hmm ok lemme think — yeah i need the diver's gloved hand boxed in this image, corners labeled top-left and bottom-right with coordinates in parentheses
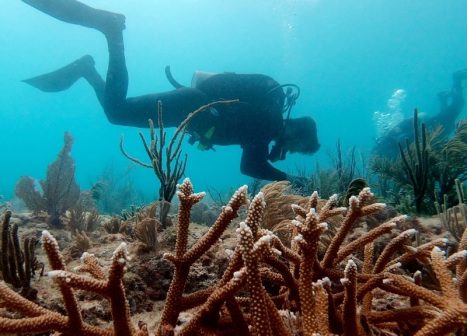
top-left (286, 175), bottom-right (310, 190)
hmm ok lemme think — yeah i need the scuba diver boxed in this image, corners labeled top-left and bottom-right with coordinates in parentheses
top-left (373, 69), bottom-right (467, 157)
top-left (21, 0), bottom-right (320, 183)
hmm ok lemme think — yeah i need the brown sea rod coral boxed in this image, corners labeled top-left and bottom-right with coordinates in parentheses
top-left (1, 178), bottom-right (466, 335)
top-left (0, 210), bottom-right (38, 299)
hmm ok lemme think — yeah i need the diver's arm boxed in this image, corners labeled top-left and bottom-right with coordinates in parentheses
top-left (240, 143), bottom-right (287, 181)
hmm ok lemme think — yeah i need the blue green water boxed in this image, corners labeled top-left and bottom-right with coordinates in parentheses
top-left (1, 0), bottom-right (466, 203)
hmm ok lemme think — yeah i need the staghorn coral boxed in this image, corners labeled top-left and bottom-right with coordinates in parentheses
top-left (1, 179), bottom-right (467, 335)
top-left (162, 182), bottom-right (403, 335)
top-left (358, 244), bottom-right (467, 335)
top-left (0, 230), bottom-right (148, 336)
top-left (166, 182), bottom-right (465, 335)
top-left (15, 132), bottom-right (80, 227)
top-left (260, 181), bottom-right (349, 257)
top-left (157, 178), bottom-right (248, 335)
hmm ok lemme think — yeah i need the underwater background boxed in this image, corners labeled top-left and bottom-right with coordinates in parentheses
top-left (1, 0), bottom-right (467, 203)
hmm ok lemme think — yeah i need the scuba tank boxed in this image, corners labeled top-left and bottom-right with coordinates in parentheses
top-left (191, 71), bottom-right (218, 88)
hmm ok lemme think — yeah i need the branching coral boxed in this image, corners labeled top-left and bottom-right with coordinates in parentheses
top-left (2, 179), bottom-right (467, 335)
top-left (358, 243), bottom-right (467, 335)
top-left (160, 182), bottom-right (417, 335)
top-left (0, 230), bottom-right (148, 336)
top-left (157, 178), bottom-right (248, 335)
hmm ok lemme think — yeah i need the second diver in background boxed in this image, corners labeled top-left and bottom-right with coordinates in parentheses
top-left (373, 69), bottom-right (467, 157)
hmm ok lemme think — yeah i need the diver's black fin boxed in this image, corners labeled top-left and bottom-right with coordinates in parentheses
top-left (22, 55), bottom-right (94, 92)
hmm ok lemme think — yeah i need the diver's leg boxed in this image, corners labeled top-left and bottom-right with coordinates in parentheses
top-left (82, 59), bottom-right (106, 107)
top-left (103, 29), bottom-right (128, 113)
top-left (23, 53), bottom-right (107, 106)
top-left (108, 88), bottom-right (210, 128)
top-left (22, 0), bottom-right (125, 35)
top-left (22, 0), bottom-right (128, 114)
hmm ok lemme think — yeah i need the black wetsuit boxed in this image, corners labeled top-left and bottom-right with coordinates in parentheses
top-left (114, 73), bottom-right (287, 181)
top-left (22, 0), bottom-right (289, 181)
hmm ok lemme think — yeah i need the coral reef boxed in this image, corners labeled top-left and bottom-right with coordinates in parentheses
top-left (1, 179), bottom-right (466, 335)
top-left (0, 230), bottom-right (148, 335)
top-left (15, 132), bottom-right (80, 227)
top-left (371, 116), bottom-right (467, 214)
